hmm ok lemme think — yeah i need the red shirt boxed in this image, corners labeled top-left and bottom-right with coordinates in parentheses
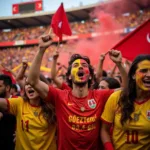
top-left (46, 86), bottom-right (113, 150)
top-left (61, 82), bottom-right (71, 90)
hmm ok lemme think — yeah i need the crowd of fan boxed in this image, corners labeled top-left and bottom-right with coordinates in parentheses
top-left (0, 9), bottom-right (149, 42)
top-left (0, 8), bottom-right (149, 72)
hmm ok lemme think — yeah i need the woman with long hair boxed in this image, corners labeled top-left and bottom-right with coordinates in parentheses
top-left (0, 75), bottom-right (56, 150)
top-left (100, 54), bottom-right (150, 150)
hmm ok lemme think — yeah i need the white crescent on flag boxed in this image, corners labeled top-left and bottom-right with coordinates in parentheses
top-left (38, 3), bottom-right (41, 8)
top-left (13, 6), bottom-right (16, 12)
top-left (147, 33), bottom-right (150, 43)
top-left (58, 21), bottom-right (62, 29)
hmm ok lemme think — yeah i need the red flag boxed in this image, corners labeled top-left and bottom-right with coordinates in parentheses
top-left (51, 3), bottom-right (72, 41)
top-left (12, 4), bottom-right (19, 14)
top-left (112, 19), bottom-right (150, 61)
top-left (35, 0), bottom-right (43, 11)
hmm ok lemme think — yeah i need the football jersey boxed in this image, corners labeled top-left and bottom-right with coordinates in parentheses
top-left (101, 90), bottom-right (150, 150)
top-left (46, 86), bottom-right (113, 150)
top-left (7, 97), bottom-right (56, 150)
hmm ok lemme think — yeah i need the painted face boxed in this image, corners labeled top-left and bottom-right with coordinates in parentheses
top-left (71, 59), bottom-right (90, 84)
top-left (135, 60), bottom-right (150, 91)
top-left (99, 80), bottom-right (109, 89)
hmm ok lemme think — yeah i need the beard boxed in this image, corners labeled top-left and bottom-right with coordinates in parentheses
top-left (73, 80), bottom-right (87, 87)
top-left (0, 90), bottom-right (7, 98)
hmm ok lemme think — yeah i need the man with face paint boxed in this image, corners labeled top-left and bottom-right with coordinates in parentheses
top-left (0, 74), bottom-right (16, 150)
top-left (27, 34), bottom-right (125, 150)
top-left (101, 55), bottom-right (150, 150)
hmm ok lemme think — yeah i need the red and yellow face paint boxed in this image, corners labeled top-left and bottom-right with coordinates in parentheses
top-left (71, 59), bottom-right (90, 83)
top-left (135, 60), bottom-right (150, 91)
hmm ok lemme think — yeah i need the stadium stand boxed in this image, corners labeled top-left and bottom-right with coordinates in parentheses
top-left (0, 2), bottom-right (149, 73)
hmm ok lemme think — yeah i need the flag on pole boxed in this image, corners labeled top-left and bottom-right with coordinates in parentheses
top-left (51, 3), bottom-right (72, 41)
top-left (112, 19), bottom-right (150, 61)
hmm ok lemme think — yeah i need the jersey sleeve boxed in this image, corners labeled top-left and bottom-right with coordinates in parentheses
top-left (7, 97), bottom-right (22, 116)
top-left (101, 90), bottom-right (121, 124)
top-left (101, 89), bottom-right (114, 103)
top-left (61, 82), bottom-right (71, 90)
top-left (46, 86), bottom-right (64, 105)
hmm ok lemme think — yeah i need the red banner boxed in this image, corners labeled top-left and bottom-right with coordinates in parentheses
top-left (12, 4), bottom-right (19, 14)
top-left (35, 1), bottom-right (43, 11)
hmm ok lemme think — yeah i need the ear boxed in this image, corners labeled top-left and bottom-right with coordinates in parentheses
top-left (69, 75), bottom-right (72, 80)
top-left (132, 74), bottom-right (135, 80)
top-left (6, 85), bottom-right (11, 92)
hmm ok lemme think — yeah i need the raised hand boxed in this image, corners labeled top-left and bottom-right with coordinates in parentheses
top-left (39, 34), bottom-right (52, 51)
top-left (22, 57), bottom-right (28, 69)
top-left (99, 53), bottom-right (106, 62)
top-left (53, 50), bottom-right (59, 60)
top-left (109, 49), bottom-right (122, 64)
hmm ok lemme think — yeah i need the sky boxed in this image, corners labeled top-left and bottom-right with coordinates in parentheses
top-left (0, 0), bottom-right (102, 17)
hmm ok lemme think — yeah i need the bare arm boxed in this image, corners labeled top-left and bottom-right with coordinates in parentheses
top-left (100, 122), bottom-right (112, 144)
top-left (95, 53), bottom-right (105, 83)
top-left (27, 34), bottom-right (52, 99)
top-left (51, 50), bottom-right (63, 89)
top-left (0, 98), bottom-right (8, 112)
top-left (109, 50), bottom-right (128, 88)
top-left (124, 59), bottom-right (132, 73)
top-left (109, 65), bottom-right (116, 77)
top-left (100, 122), bottom-right (114, 150)
top-left (15, 58), bottom-right (28, 89)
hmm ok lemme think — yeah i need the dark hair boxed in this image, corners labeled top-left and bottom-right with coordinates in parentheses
top-left (115, 75), bottom-right (122, 83)
top-left (24, 74), bottom-right (55, 124)
top-left (46, 77), bottom-right (52, 84)
top-left (100, 77), bottom-right (120, 89)
top-left (11, 84), bottom-right (18, 92)
top-left (66, 54), bottom-right (94, 88)
top-left (102, 70), bottom-right (107, 77)
top-left (0, 74), bottom-right (12, 90)
top-left (119, 54), bottom-right (150, 125)
top-left (91, 74), bottom-right (99, 89)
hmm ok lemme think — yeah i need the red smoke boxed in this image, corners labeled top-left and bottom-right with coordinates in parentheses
top-left (74, 10), bottom-right (124, 70)
top-left (59, 0), bottom-right (149, 70)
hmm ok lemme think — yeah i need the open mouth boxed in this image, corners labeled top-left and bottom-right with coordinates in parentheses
top-left (78, 71), bottom-right (84, 77)
top-left (28, 89), bottom-right (35, 94)
top-left (143, 80), bottom-right (150, 87)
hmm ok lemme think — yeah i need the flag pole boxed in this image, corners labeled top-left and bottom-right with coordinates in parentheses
top-left (48, 27), bottom-right (52, 35)
top-left (104, 50), bottom-right (110, 55)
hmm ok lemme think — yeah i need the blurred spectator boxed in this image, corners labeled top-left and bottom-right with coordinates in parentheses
top-left (0, 8), bottom-right (149, 42)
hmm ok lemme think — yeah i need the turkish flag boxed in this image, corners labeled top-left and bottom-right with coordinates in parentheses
top-left (35, 1), bottom-right (42, 11)
top-left (12, 4), bottom-right (19, 14)
top-left (51, 3), bottom-right (72, 41)
top-left (112, 19), bottom-right (150, 61)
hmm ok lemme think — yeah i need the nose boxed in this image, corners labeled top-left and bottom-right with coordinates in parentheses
top-left (79, 66), bottom-right (83, 70)
top-left (146, 70), bottom-right (150, 76)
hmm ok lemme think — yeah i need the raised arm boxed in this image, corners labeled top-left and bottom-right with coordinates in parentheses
top-left (27, 34), bottom-right (52, 99)
top-left (15, 57), bottom-right (28, 89)
top-left (109, 50), bottom-right (128, 88)
top-left (95, 53), bottom-right (105, 83)
top-left (51, 50), bottom-right (63, 89)
top-left (109, 65), bottom-right (117, 77)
